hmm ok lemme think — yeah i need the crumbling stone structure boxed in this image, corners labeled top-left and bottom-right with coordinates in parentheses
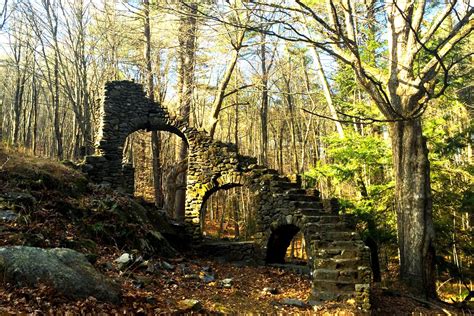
top-left (82, 81), bottom-right (371, 308)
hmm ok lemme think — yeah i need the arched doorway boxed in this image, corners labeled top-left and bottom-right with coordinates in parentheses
top-left (266, 224), bottom-right (302, 264)
top-left (123, 129), bottom-right (188, 218)
top-left (265, 213), bottom-right (310, 267)
top-left (199, 184), bottom-right (258, 240)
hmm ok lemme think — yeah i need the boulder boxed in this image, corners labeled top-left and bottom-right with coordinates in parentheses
top-left (0, 246), bottom-right (121, 303)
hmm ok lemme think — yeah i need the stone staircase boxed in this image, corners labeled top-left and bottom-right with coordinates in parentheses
top-left (264, 179), bottom-right (371, 309)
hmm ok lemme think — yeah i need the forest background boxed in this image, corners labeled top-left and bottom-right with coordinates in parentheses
top-left (0, 0), bottom-right (472, 302)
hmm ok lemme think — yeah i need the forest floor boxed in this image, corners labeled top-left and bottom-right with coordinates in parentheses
top-left (0, 248), bottom-right (469, 315)
top-left (0, 146), bottom-right (472, 315)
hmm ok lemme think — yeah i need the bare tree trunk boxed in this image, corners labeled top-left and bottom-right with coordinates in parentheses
top-left (311, 47), bottom-right (344, 139)
top-left (259, 32), bottom-right (269, 166)
top-left (53, 49), bottom-right (63, 160)
top-left (284, 73), bottom-right (300, 173)
top-left (151, 131), bottom-right (163, 206)
top-left (390, 118), bottom-right (436, 297)
top-left (45, 1), bottom-right (63, 160)
top-left (31, 64), bottom-right (38, 155)
top-left (233, 192), bottom-right (240, 238)
top-left (175, 3), bottom-right (197, 221)
top-left (234, 68), bottom-right (239, 153)
top-left (12, 70), bottom-right (25, 145)
top-left (208, 44), bottom-right (242, 138)
top-left (11, 30), bottom-right (28, 146)
top-left (143, 0), bottom-right (164, 207)
top-left (278, 125), bottom-right (284, 172)
top-left (218, 195), bottom-right (225, 239)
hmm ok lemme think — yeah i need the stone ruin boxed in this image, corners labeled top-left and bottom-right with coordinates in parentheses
top-left (82, 81), bottom-right (372, 309)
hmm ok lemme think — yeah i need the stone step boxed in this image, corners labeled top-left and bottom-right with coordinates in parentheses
top-left (305, 188), bottom-right (321, 196)
top-left (302, 215), bottom-right (350, 224)
top-left (313, 268), bottom-right (359, 282)
top-left (312, 279), bottom-right (356, 292)
top-left (313, 257), bottom-right (362, 270)
top-left (284, 188), bottom-right (307, 195)
top-left (263, 169), bottom-right (279, 175)
top-left (286, 194), bottom-right (318, 202)
top-left (290, 201), bottom-right (322, 209)
top-left (314, 248), bottom-right (362, 260)
top-left (319, 215), bottom-right (355, 224)
top-left (273, 192), bottom-right (319, 202)
top-left (311, 290), bottom-right (357, 302)
top-left (311, 240), bottom-right (367, 251)
top-left (322, 231), bottom-right (359, 241)
top-left (308, 215), bottom-right (356, 227)
top-left (270, 181), bottom-right (300, 189)
top-left (304, 232), bottom-right (361, 244)
top-left (304, 231), bottom-right (360, 243)
top-left (304, 222), bottom-right (351, 231)
top-left (307, 222), bottom-right (356, 232)
top-left (312, 268), bottom-right (338, 280)
top-left (296, 208), bottom-right (324, 216)
top-left (246, 164), bottom-right (266, 170)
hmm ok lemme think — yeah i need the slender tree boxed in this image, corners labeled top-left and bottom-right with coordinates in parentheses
top-left (207, 6), bottom-right (247, 138)
top-left (175, 2), bottom-right (198, 221)
top-left (142, 0), bottom-right (164, 207)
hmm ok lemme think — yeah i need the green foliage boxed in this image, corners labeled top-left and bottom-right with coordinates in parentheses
top-left (305, 130), bottom-right (390, 186)
top-left (332, 63), bottom-right (385, 122)
top-left (423, 101), bottom-right (473, 280)
top-left (338, 195), bottom-right (396, 245)
top-left (424, 101), bottom-right (473, 159)
top-left (304, 130), bottom-right (396, 245)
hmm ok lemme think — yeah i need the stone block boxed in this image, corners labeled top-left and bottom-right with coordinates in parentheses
top-left (313, 269), bottom-right (339, 280)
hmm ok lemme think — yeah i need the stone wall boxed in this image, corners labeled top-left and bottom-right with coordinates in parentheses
top-left (82, 80), bottom-right (372, 309)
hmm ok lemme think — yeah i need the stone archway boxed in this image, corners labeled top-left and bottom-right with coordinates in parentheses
top-left (266, 224), bottom-right (301, 263)
top-left (83, 81), bottom-right (188, 193)
top-left (82, 80), bottom-right (372, 308)
top-left (265, 212), bottom-right (310, 264)
top-left (197, 176), bottom-right (244, 236)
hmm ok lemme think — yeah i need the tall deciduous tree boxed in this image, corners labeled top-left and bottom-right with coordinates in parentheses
top-left (175, 2), bottom-right (198, 221)
top-left (143, 0), bottom-right (164, 207)
top-left (310, 47), bottom-right (344, 138)
top-left (253, 0), bottom-right (473, 297)
top-left (207, 5), bottom-right (248, 138)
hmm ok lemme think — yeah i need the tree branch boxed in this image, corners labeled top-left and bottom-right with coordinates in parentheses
top-left (302, 107), bottom-right (407, 125)
top-left (418, 10), bottom-right (473, 82)
top-left (223, 84), bottom-right (254, 98)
